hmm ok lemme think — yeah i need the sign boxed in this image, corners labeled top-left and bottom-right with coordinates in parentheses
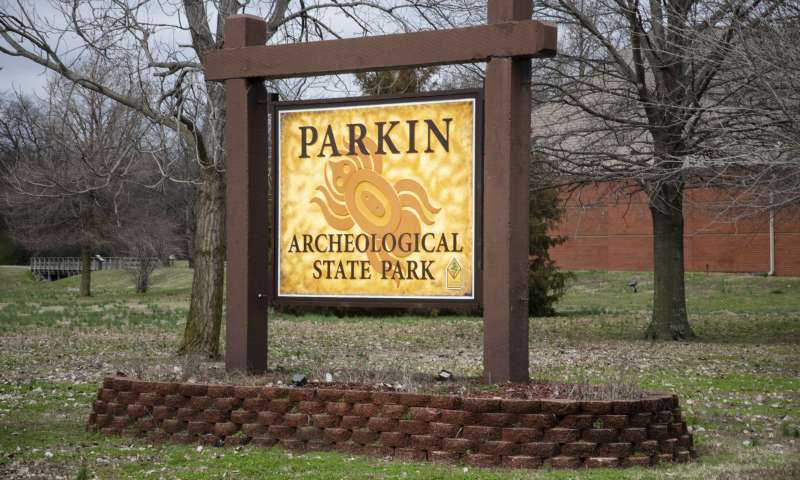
top-left (215, 9), bottom-right (555, 377)
top-left (272, 92), bottom-right (482, 304)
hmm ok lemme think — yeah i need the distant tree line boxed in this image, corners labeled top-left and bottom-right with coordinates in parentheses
top-left (0, 67), bottom-right (189, 296)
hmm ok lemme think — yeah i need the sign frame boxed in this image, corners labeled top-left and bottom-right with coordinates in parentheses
top-left (213, 6), bottom-right (555, 379)
top-left (270, 89), bottom-right (484, 309)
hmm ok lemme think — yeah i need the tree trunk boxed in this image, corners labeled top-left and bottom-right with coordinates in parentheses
top-left (185, 204), bottom-right (195, 268)
top-left (178, 167), bottom-right (226, 358)
top-left (645, 183), bottom-right (695, 340)
top-left (135, 260), bottom-right (149, 294)
top-left (80, 243), bottom-right (91, 297)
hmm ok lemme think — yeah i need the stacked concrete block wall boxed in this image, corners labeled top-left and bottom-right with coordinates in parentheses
top-left (88, 377), bottom-right (695, 469)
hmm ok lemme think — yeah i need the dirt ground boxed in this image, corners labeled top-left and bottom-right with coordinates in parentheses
top-left (1, 267), bottom-right (798, 479)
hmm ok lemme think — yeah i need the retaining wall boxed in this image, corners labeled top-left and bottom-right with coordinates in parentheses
top-left (87, 377), bottom-right (694, 469)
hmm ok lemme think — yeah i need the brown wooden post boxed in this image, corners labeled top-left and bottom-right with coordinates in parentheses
top-left (224, 15), bottom-right (269, 373)
top-left (483, 0), bottom-right (532, 383)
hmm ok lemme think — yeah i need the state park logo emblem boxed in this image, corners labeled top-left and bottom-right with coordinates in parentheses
top-left (273, 93), bottom-right (480, 303)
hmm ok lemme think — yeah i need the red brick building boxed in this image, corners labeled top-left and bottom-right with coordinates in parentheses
top-left (550, 183), bottom-right (800, 276)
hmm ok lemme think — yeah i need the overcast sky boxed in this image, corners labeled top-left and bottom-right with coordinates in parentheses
top-left (0, 1), bottom-right (417, 99)
top-left (0, 0), bottom-right (204, 97)
top-left (0, 1), bottom-right (63, 95)
top-left (1, 53), bottom-right (50, 94)
top-left (0, 1), bottom-right (485, 100)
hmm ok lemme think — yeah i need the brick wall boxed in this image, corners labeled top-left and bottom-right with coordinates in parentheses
top-left (88, 377), bottom-right (694, 470)
top-left (550, 183), bottom-right (800, 276)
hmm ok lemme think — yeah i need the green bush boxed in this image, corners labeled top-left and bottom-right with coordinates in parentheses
top-left (528, 187), bottom-right (572, 316)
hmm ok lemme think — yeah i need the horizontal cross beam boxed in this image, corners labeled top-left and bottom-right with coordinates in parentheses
top-left (205, 20), bottom-right (556, 81)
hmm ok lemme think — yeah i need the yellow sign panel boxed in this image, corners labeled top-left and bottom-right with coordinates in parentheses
top-left (275, 94), bottom-right (478, 302)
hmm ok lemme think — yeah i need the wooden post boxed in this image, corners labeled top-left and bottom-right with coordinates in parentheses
top-left (224, 15), bottom-right (269, 373)
top-left (483, 0), bottom-right (532, 383)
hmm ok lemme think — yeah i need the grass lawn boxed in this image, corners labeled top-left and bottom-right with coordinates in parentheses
top-left (0, 266), bottom-right (798, 479)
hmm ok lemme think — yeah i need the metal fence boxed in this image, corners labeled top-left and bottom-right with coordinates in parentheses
top-left (30, 256), bottom-right (160, 281)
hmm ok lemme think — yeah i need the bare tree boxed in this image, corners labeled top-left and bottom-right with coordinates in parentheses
top-left (709, 6), bottom-right (800, 213)
top-left (0, 0), bottom-right (465, 358)
top-left (117, 213), bottom-right (180, 293)
top-left (529, 0), bottom-right (798, 339)
top-left (1, 70), bottom-right (150, 296)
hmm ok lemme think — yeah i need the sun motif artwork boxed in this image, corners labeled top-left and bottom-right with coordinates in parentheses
top-left (311, 137), bottom-right (442, 279)
top-left (274, 95), bottom-right (478, 301)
